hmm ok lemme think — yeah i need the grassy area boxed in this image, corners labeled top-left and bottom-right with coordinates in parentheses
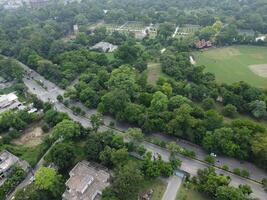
top-left (147, 63), bottom-right (162, 85)
top-left (0, 143), bottom-right (49, 167)
top-left (141, 178), bottom-right (167, 200)
top-left (194, 45), bottom-right (267, 89)
top-left (176, 184), bottom-right (210, 200)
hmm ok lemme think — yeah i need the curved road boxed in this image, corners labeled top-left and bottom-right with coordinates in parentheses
top-left (17, 60), bottom-right (267, 200)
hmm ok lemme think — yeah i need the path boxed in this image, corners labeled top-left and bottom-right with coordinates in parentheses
top-left (162, 176), bottom-right (182, 200)
top-left (172, 26), bottom-right (179, 38)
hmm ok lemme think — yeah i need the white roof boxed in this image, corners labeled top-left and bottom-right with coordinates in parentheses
top-left (0, 93), bottom-right (18, 103)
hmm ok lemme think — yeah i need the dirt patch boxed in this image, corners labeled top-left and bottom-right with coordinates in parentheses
top-left (249, 64), bottom-right (267, 78)
top-left (13, 126), bottom-right (44, 147)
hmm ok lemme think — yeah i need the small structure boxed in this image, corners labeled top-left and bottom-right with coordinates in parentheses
top-left (62, 161), bottom-right (110, 200)
top-left (90, 42), bottom-right (118, 53)
top-left (73, 24), bottom-right (79, 35)
top-left (0, 93), bottom-right (19, 109)
top-left (256, 35), bottom-right (266, 42)
top-left (0, 150), bottom-right (29, 186)
top-left (195, 39), bottom-right (212, 49)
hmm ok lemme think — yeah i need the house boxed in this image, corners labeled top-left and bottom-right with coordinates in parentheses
top-left (0, 93), bottom-right (19, 109)
top-left (90, 42), bottom-right (118, 53)
top-left (62, 161), bottom-right (110, 200)
top-left (0, 150), bottom-right (29, 186)
top-left (195, 39), bottom-right (213, 49)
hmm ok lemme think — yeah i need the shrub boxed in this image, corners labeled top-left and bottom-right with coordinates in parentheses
top-left (222, 164), bottom-right (229, 171)
top-left (204, 155), bottom-right (215, 164)
top-left (233, 168), bottom-right (241, 176)
top-left (241, 170), bottom-right (250, 178)
top-left (202, 98), bottom-right (215, 110)
top-left (222, 104), bottom-right (237, 118)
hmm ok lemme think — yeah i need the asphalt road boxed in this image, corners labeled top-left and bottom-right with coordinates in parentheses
top-left (16, 60), bottom-right (267, 200)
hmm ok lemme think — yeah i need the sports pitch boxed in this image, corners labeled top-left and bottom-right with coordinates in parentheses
top-left (194, 45), bottom-right (267, 89)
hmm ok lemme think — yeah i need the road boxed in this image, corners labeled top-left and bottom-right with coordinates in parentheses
top-left (16, 60), bottom-right (267, 200)
top-left (162, 175), bottom-right (182, 200)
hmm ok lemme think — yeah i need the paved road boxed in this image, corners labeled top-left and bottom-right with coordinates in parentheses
top-left (162, 175), bottom-right (182, 200)
top-left (16, 60), bottom-right (267, 200)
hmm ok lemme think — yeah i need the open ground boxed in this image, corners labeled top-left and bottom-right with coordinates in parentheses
top-left (194, 45), bottom-right (267, 89)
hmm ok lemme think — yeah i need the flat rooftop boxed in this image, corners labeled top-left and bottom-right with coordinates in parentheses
top-left (63, 161), bottom-right (110, 200)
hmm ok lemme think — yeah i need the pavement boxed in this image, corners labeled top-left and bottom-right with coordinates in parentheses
top-left (162, 175), bottom-right (182, 200)
top-left (13, 59), bottom-right (267, 200)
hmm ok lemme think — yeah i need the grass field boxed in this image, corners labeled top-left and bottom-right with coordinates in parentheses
top-left (194, 45), bottom-right (267, 89)
top-left (141, 178), bottom-right (167, 200)
top-left (147, 63), bottom-right (162, 85)
top-left (176, 184), bottom-right (210, 200)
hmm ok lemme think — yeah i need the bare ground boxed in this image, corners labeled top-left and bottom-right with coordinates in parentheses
top-left (13, 126), bottom-right (44, 147)
top-left (249, 64), bottom-right (267, 78)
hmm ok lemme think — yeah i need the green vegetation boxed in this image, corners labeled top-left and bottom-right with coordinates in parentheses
top-left (176, 184), bottom-right (210, 200)
top-left (147, 63), bottom-right (162, 85)
top-left (194, 46), bottom-right (267, 89)
top-left (141, 179), bottom-right (167, 200)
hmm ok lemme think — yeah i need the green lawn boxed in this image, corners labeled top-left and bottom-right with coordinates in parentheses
top-left (194, 45), bottom-right (267, 89)
top-left (141, 179), bottom-right (167, 200)
top-left (147, 63), bottom-right (162, 85)
top-left (176, 184), bottom-right (211, 200)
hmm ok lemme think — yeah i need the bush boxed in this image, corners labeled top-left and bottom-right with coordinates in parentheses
top-left (241, 170), bottom-right (250, 178)
top-left (137, 145), bottom-right (146, 156)
top-left (41, 123), bottom-right (49, 133)
top-left (233, 168), bottom-right (241, 176)
top-left (222, 104), bottom-right (237, 118)
top-left (262, 178), bottom-right (267, 192)
top-left (222, 164), bottom-right (229, 171)
top-left (202, 98), bottom-right (215, 110)
top-left (204, 155), bottom-right (215, 164)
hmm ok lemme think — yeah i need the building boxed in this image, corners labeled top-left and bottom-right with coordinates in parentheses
top-left (1, 0), bottom-right (25, 9)
top-left (29, 0), bottom-right (50, 8)
top-left (90, 42), bottom-right (118, 53)
top-left (62, 161), bottom-right (110, 200)
top-left (195, 39), bottom-right (212, 49)
top-left (0, 93), bottom-right (19, 109)
top-left (0, 150), bottom-right (29, 186)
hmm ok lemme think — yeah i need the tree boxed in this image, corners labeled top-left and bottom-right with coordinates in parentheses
top-left (35, 167), bottom-right (64, 198)
top-left (222, 104), bottom-right (237, 118)
top-left (111, 148), bottom-right (128, 167)
top-left (90, 113), bottom-right (103, 132)
top-left (150, 91), bottom-right (168, 112)
top-left (113, 162), bottom-right (144, 200)
top-left (46, 142), bottom-right (75, 171)
top-left (216, 186), bottom-right (246, 200)
top-left (114, 43), bottom-right (141, 64)
top-left (202, 98), bottom-right (215, 110)
top-left (252, 133), bottom-right (267, 170)
top-left (204, 110), bottom-right (223, 131)
top-left (250, 100), bottom-right (266, 119)
top-left (127, 128), bottom-right (144, 147)
top-left (52, 119), bottom-right (81, 140)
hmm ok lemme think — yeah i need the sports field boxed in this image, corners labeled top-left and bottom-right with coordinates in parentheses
top-left (194, 45), bottom-right (267, 89)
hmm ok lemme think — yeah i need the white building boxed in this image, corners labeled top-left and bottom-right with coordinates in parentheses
top-left (0, 93), bottom-right (18, 109)
top-left (90, 42), bottom-right (118, 53)
top-left (62, 161), bottom-right (110, 200)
